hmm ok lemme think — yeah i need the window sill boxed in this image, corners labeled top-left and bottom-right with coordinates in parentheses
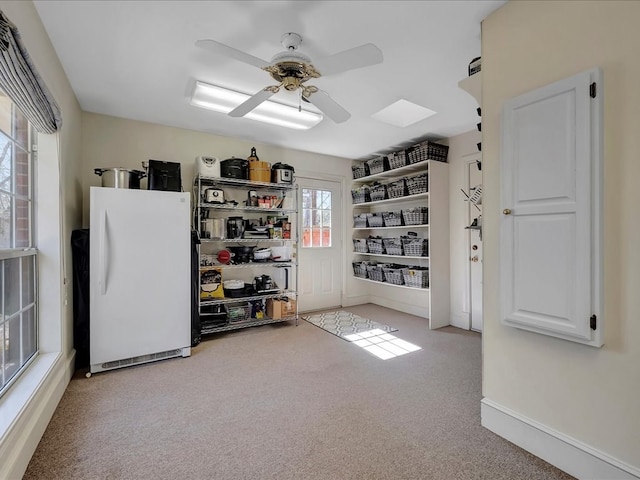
top-left (0, 351), bottom-right (61, 442)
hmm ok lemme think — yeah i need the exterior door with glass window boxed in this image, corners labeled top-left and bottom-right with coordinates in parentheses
top-left (298, 178), bottom-right (342, 312)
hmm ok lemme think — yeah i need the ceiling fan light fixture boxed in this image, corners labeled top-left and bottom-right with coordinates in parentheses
top-left (190, 81), bottom-right (323, 130)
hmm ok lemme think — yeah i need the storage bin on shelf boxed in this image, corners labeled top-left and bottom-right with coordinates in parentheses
top-left (388, 151), bottom-right (407, 170)
top-left (406, 173), bottom-right (429, 195)
top-left (351, 185), bottom-right (370, 204)
top-left (225, 302), bottom-right (252, 323)
top-left (366, 156), bottom-right (390, 175)
top-left (382, 237), bottom-right (403, 256)
top-left (401, 266), bottom-right (429, 288)
top-left (366, 262), bottom-right (389, 282)
top-left (402, 207), bottom-right (429, 226)
top-left (351, 163), bottom-right (370, 179)
top-left (405, 141), bottom-right (449, 164)
top-left (369, 183), bottom-right (388, 202)
top-left (383, 264), bottom-right (405, 285)
top-left (352, 261), bottom-right (370, 278)
top-left (382, 211), bottom-right (403, 227)
top-left (367, 213), bottom-right (384, 228)
top-left (366, 237), bottom-right (385, 255)
top-left (353, 213), bottom-right (370, 228)
top-left (353, 238), bottom-right (368, 253)
top-left (387, 178), bottom-right (408, 199)
top-left (402, 237), bottom-right (429, 257)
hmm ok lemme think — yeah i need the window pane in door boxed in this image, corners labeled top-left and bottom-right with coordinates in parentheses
top-left (301, 188), bottom-right (332, 249)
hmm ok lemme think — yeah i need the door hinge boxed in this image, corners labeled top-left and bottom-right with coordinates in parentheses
top-left (590, 82), bottom-right (596, 98)
top-left (590, 314), bottom-right (597, 330)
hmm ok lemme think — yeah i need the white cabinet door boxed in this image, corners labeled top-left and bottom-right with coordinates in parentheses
top-left (500, 68), bottom-right (603, 346)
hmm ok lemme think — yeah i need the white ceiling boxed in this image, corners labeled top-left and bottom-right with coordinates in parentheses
top-left (33, 0), bottom-right (505, 160)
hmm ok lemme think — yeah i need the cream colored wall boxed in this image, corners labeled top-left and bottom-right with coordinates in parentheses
top-left (80, 112), bottom-right (353, 226)
top-left (483, 0), bottom-right (640, 468)
top-left (447, 129), bottom-right (481, 329)
top-left (0, 1), bottom-right (83, 477)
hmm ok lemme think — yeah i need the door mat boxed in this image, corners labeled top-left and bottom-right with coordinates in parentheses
top-left (303, 310), bottom-right (397, 340)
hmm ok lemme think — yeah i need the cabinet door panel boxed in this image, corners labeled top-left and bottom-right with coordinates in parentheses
top-left (500, 67), bottom-right (602, 346)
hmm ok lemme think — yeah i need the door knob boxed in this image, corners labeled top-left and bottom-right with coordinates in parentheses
top-left (503, 208), bottom-right (512, 215)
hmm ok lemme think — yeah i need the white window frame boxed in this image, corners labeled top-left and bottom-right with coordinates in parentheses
top-left (0, 94), bottom-right (38, 398)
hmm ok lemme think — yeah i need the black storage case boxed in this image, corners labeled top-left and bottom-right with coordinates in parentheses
top-left (147, 159), bottom-right (182, 192)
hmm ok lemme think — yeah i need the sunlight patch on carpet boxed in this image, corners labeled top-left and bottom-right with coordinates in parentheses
top-left (302, 310), bottom-right (420, 360)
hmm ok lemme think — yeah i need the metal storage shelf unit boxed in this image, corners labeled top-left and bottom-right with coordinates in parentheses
top-left (194, 175), bottom-right (299, 334)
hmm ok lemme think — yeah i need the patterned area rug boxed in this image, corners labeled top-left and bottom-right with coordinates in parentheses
top-left (303, 310), bottom-right (397, 340)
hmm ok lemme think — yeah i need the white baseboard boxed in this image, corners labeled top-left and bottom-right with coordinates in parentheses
top-left (450, 312), bottom-right (470, 330)
top-left (0, 350), bottom-right (75, 480)
top-left (481, 398), bottom-right (640, 480)
top-left (341, 294), bottom-right (371, 307)
top-left (370, 297), bottom-right (428, 319)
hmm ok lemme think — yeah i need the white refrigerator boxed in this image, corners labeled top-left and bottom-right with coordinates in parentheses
top-left (89, 187), bottom-right (191, 374)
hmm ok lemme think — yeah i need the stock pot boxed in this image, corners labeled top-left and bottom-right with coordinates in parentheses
top-left (94, 167), bottom-right (146, 189)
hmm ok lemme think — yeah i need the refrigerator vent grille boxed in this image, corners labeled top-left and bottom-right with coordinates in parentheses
top-left (101, 349), bottom-right (183, 371)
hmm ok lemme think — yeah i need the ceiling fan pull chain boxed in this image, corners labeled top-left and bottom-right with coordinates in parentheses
top-left (299, 90), bottom-right (302, 112)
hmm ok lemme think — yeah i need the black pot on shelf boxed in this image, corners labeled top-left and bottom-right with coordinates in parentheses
top-left (227, 245), bottom-right (256, 264)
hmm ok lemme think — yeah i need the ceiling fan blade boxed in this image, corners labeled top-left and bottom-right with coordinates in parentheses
top-left (314, 43), bottom-right (383, 76)
top-left (195, 39), bottom-right (270, 69)
top-left (229, 88), bottom-right (277, 117)
top-left (305, 90), bottom-right (351, 124)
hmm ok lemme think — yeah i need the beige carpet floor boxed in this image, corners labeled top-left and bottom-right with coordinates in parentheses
top-left (23, 304), bottom-right (574, 480)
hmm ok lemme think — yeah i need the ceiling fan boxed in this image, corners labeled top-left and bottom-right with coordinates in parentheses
top-left (195, 32), bottom-right (383, 124)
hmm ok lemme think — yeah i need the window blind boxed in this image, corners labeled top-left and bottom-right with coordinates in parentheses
top-left (0, 10), bottom-right (62, 134)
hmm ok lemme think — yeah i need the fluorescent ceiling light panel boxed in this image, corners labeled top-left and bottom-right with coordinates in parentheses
top-left (372, 99), bottom-right (436, 128)
top-left (190, 81), bottom-right (323, 130)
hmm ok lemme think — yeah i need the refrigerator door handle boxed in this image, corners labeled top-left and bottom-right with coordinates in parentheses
top-left (99, 210), bottom-right (108, 295)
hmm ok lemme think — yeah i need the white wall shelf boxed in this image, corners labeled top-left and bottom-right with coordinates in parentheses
top-left (350, 160), bottom-right (450, 328)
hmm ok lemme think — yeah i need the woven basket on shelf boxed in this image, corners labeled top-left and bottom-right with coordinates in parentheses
top-left (367, 213), bottom-right (384, 228)
top-left (366, 263), bottom-right (388, 282)
top-left (402, 207), bottom-right (428, 226)
top-left (352, 261), bottom-right (368, 278)
top-left (383, 266), bottom-right (405, 285)
top-left (353, 238), bottom-right (368, 253)
top-left (369, 183), bottom-right (388, 202)
top-left (351, 163), bottom-right (370, 179)
top-left (401, 237), bottom-right (429, 257)
top-left (387, 178), bottom-right (408, 199)
top-left (388, 151), bottom-right (407, 170)
top-left (406, 173), bottom-right (428, 195)
top-left (366, 237), bottom-right (385, 255)
top-left (351, 186), bottom-right (370, 204)
top-left (401, 267), bottom-right (429, 288)
top-left (382, 211), bottom-right (403, 227)
top-left (353, 213), bottom-right (369, 228)
top-left (382, 237), bottom-right (403, 256)
top-left (406, 141), bottom-right (449, 164)
top-left (366, 156), bottom-right (390, 175)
